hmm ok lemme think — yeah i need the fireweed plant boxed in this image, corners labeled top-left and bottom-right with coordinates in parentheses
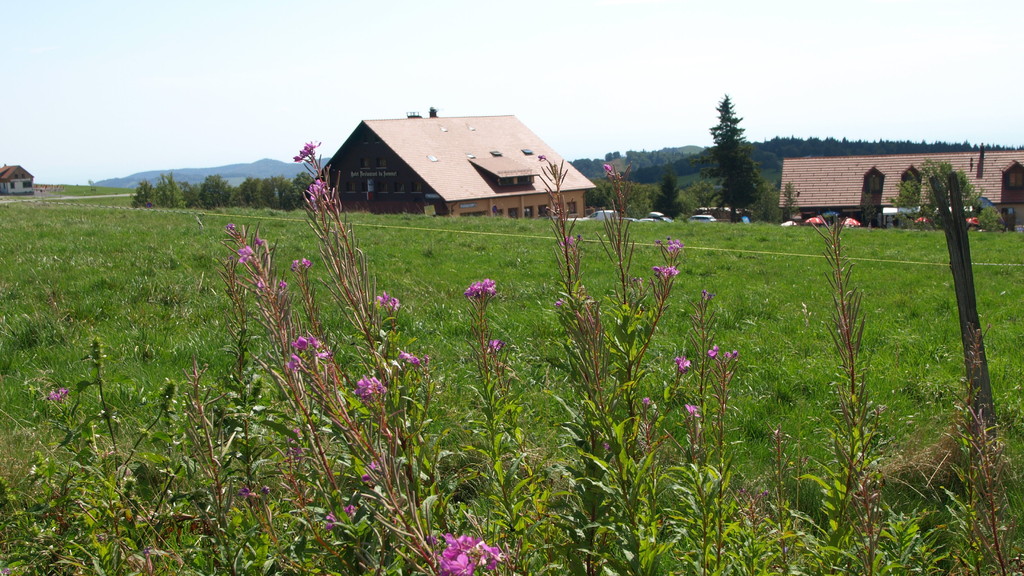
top-left (2, 143), bottom-right (1017, 575)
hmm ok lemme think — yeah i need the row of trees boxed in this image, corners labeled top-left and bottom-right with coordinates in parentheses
top-left (131, 172), bottom-right (314, 210)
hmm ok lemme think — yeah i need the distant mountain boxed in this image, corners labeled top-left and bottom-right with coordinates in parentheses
top-left (96, 158), bottom-right (315, 189)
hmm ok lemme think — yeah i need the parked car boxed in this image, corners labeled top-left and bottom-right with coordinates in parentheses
top-left (688, 214), bottom-right (717, 223)
top-left (575, 210), bottom-right (633, 221)
top-left (638, 211), bottom-right (673, 223)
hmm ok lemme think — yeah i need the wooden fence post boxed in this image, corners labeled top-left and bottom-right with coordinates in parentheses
top-left (929, 172), bottom-right (996, 431)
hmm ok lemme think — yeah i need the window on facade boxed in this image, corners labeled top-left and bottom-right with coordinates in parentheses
top-left (508, 207), bottom-right (519, 218)
top-left (377, 182), bottom-right (388, 193)
top-left (361, 181), bottom-right (369, 192)
top-left (360, 158), bottom-right (369, 168)
top-left (567, 201), bottom-right (578, 215)
top-left (524, 206), bottom-right (533, 218)
top-left (412, 182), bottom-right (423, 193)
top-left (395, 182), bottom-right (406, 193)
top-left (377, 158), bottom-right (387, 168)
top-left (346, 181), bottom-right (356, 192)
top-left (538, 204), bottom-right (548, 216)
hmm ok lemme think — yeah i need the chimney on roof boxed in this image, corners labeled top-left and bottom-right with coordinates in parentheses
top-left (977, 144), bottom-right (986, 179)
top-left (429, 107), bottom-right (438, 118)
top-left (407, 111), bottom-right (422, 118)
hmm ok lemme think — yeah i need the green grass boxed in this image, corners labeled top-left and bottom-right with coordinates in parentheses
top-left (2, 202), bottom-right (1023, 499)
top-left (38, 184), bottom-right (133, 196)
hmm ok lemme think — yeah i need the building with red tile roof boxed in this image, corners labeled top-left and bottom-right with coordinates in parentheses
top-left (0, 165), bottom-right (34, 195)
top-left (325, 110), bottom-right (593, 217)
top-left (780, 148), bottom-right (1024, 228)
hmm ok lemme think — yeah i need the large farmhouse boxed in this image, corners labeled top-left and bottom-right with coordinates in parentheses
top-left (780, 148), bottom-right (1024, 228)
top-left (325, 110), bottom-right (593, 217)
top-left (0, 165), bottom-right (34, 195)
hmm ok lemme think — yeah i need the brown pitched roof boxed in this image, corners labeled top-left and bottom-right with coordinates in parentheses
top-left (781, 150), bottom-right (1024, 208)
top-left (0, 165), bottom-right (33, 182)
top-left (336, 115), bottom-right (593, 203)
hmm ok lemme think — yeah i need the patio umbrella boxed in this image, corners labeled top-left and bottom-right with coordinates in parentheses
top-left (841, 217), bottom-right (861, 227)
top-left (804, 215), bottom-right (826, 226)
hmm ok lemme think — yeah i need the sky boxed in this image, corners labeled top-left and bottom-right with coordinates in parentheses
top-left (4, 0), bottom-right (1022, 185)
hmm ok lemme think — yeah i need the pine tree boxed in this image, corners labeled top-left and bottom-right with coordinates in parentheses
top-left (696, 95), bottom-right (761, 221)
top-left (655, 166), bottom-right (680, 217)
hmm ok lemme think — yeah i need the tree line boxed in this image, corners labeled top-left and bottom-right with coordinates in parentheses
top-left (573, 136), bottom-right (1008, 184)
top-left (131, 172), bottom-right (314, 210)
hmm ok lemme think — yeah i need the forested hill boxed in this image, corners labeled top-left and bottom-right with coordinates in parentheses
top-left (570, 137), bottom-right (1013, 184)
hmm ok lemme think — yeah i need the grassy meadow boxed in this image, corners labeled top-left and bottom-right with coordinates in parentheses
top-left (1, 199), bottom-right (1023, 572)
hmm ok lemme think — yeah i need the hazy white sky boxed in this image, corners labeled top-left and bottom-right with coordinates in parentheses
top-left (4, 0), bottom-right (1021, 185)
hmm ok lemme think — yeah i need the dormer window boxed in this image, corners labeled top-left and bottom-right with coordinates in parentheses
top-left (863, 168), bottom-right (884, 196)
top-left (901, 167), bottom-right (921, 184)
top-left (1005, 162), bottom-right (1024, 189)
top-left (490, 151), bottom-right (502, 157)
top-left (497, 175), bottom-right (535, 186)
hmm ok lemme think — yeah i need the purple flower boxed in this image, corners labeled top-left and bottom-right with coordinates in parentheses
top-left (254, 236), bottom-right (265, 247)
top-left (325, 513), bottom-right (337, 530)
top-left (398, 351), bottom-right (421, 366)
top-left (291, 258), bottom-right (313, 272)
top-left (278, 280), bottom-right (287, 290)
top-left (287, 354), bottom-right (301, 372)
top-left (554, 299), bottom-right (564, 308)
top-left (708, 345), bottom-right (719, 358)
top-left (725, 349), bottom-right (739, 360)
top-left (464, 278), bottom-right (497, 300)
top-left (652, 265), bottom-right (679, 279)
top-left (658, 237), bottom-right (684, 254)
top-left (603, 163), bottom-right (614, 174)
top-left (225, 223), bottom-right (236, 233)
top-left (344, 504), bottom-right (357, 518)
top-left (47, 387), bottom-right (69, 402)
top-left (294, 141), bottom-right (320, 163)
top-left (685, 404), bottom-right (700, 416)
top-left (361, 460), bottom-right (379, 483)
top-left (438, 534), bottom-right (505, 576)
top-left (487, 339), bottom-right (505, 353)
top-left (376, 292), bottom-right (401, 314)
top-left (260, 486), bottom-right (270, 495)
top-left (355, 376), bottom-right (387, 403)
top-left (642, 397), bottom-right (651, 407)
top-left (305, 178), bottom-right (328, 209)
top-left (702, 289), bottom-right (715, 301)
top-left (291, 335), bottom-right (320, 351)
top-left (238, 486), bottom-right (254, 498)
top-left (538, 154), bottom-right (547, 161)
top-left (674, 356), bottom-right (691, 374)
top-left (237, 246), bottom-right (254, 264)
